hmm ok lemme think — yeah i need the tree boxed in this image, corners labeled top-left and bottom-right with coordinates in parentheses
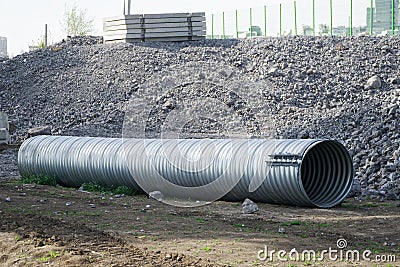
top-left (62, 5), bottom-right (94, 36)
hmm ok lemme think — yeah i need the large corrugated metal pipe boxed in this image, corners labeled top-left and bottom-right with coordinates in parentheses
top-left (18, 136), bottom-right (354, 208)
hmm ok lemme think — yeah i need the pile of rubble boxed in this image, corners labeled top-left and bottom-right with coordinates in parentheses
top-left (0, 36), bottom-right (399, 199)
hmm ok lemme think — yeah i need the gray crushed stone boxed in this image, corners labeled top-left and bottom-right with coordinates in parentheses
top-left (0, 36), bottom-right (399, 200)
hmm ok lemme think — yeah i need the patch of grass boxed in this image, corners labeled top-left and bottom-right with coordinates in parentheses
top-left (341, 203), bottom-right (358, 208)
top-left (196, 217), bottom-right (207, 224)
top-left (4, 207), bottom-right (25, 213)
top-left (39, 251), bottom-right (60, 262)
top-left (318, 223), bottom-right (330, 228)
top-left (81, 182), bottom-right (140, 196)
top-left (14, 236), bottom-right (20, 242)
top-left (47, 191), bottom-right (57, 196)
top-left (21, 174), bottom-right (57, 186)
top-left (234, 238), bottom-right (244, 243)
top-left (202, 246), bottom-right (211, 252)
top-left (372, 248), bottom-right (388, 254)
top-left (98, 223), bottom-right (111, 229)
top-left (251, 260), bottom-right (262, 266)
top-left (233, 223), bottom-right (253, 233)
top-left (81, 183), bottom-right (107, 193)
top-left (112, 185), bottom-right (139, 196)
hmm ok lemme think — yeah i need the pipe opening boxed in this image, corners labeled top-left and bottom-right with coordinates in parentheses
top-left (300, 140), bottom-right (354, 208)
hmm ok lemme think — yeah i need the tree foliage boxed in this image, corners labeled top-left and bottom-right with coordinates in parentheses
top-left (62, 5), bottom-right (94, 36)
top-left (31, 36), bottom-right (46, 49)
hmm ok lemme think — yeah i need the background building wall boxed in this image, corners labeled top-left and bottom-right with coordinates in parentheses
top-left (368, 0), bottom-right (400, 33)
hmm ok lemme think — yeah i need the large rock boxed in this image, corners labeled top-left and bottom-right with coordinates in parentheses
top-left (366, 75), bottom-right (382, 89)
top-left (27, 126), bottom-right (52, 137)
top-left (242, 198), bottom-right (259, 214)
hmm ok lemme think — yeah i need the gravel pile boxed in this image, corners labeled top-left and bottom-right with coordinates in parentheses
top-left (0, 149), bottom-right (18, 181)
top-left (53, 35), bottom-right (104, 48)
top-left (0, 36), bottom-right (399, 200)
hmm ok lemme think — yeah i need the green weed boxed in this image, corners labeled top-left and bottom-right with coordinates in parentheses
top-left (202, 246), bottom-right (211, 252)
top-left (21, 174), bottom-right (57, 186)
top-left (81, 182), bottom-right (140, 196)
top-left (196, 217), bottom-right (206, 224)
top-left (39, 251), bottom-right (60, 262)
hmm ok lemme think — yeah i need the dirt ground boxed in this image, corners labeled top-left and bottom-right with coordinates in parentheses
top-left (0, 179), bottom-right (399, 267)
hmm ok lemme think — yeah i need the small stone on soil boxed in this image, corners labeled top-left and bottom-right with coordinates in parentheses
top-left (242, 198), bottom-right (259, 214)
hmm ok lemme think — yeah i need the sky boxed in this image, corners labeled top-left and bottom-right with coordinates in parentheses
top-left (0, 0), bottom-right (370, 56)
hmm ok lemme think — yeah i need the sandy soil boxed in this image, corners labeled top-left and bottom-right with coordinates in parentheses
top-left (0, 180), bottom-right (399, 267)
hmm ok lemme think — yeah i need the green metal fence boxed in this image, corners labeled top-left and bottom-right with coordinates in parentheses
top-left (207, 0), bottom-right (400, 38)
